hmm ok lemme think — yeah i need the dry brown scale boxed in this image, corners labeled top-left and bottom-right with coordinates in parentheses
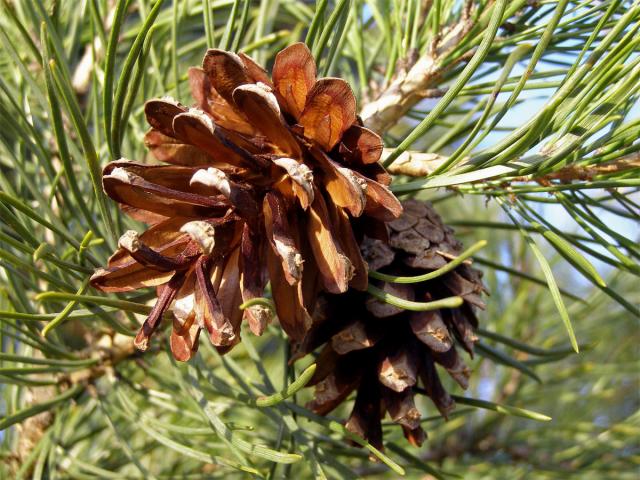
top-left (298, 199), bottom-right (487, 449)
top-left (90, 43), bottom-right (402, 361)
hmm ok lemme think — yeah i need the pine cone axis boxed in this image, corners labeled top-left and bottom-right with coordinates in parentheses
top-left (90, 43), bottom-right (402, 361)
top-left (299, 200), bottom-right (487, 448)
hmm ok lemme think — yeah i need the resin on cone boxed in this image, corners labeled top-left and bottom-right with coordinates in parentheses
top-left (91, 43), bottom-right (402, 361)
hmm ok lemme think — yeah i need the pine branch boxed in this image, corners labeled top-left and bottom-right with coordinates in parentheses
top-left (361, 15), bottom-right (475, 131)
top-left (6, 333), bottom-right (137, 475)
top-left (382, 148), bottom-right (449, 176)
top-left (383, 150), bottom-right (640, 183)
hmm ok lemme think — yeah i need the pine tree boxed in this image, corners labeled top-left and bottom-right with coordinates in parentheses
top-left (0, 1), bottom-right (638, 478)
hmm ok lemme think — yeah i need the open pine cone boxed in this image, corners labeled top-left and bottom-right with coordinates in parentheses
top-left (298, 200), bottom-right (487, 448)
top-left (90, 43), bottom-right (401, 360)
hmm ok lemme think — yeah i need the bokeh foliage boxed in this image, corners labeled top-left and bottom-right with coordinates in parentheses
top-left (0, 0), bottom-right (638, 478)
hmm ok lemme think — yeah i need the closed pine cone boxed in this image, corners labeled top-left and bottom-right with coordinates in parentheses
top-left (299, 200), bottom-right (487, 448)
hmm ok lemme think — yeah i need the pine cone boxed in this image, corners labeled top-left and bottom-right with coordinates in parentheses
top-left (299, 200), bottom-right (487, 448)
top-left (91, 43), bottom-right (401, 361)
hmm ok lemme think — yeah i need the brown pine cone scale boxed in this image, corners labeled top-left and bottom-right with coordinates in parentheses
top-left (91, 43), bottom-right (403, 361)
top-left (300, 200), bottom-right (487, 448)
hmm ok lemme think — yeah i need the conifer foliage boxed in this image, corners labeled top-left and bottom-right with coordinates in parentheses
top-left (0, 1), bottom-right (638, 478)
